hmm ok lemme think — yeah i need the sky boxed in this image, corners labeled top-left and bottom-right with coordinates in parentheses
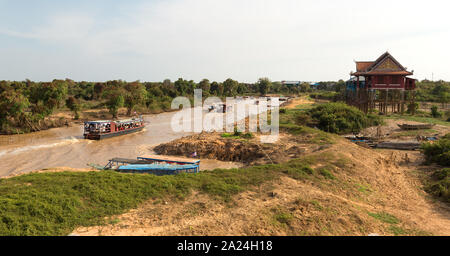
top-left (0, 0), bottom-right (449, 83)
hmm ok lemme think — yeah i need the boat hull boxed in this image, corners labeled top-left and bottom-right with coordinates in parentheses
top-left (84, 126), bottom-right (145, 140)
top-left (397, 124), bottom-right (435, 130)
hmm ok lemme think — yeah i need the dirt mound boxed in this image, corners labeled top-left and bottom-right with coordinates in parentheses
top-left (153, 132), bottom-right (317, 165)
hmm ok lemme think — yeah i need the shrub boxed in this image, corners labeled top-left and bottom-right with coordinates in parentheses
top-left (431, 105), bottom-right (442, 118)
top-left (420, 136), bottom-right (450, 166)
top-left (305, 102), bottom-right (382, 134)
top-left (426, 168), bottom-right (450, 202)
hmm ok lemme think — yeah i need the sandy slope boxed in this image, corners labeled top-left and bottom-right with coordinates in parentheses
top-left (72, 139), bottom-right (450, 236)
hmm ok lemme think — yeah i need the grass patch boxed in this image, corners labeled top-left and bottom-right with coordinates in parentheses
top-left (271, 207), bottom-right (293, 225)
top-left (389, 225), bottom-right (407, 236)
top-left (221, 132), bottom-right (254, 140)
top-left (310, 200), bottom-right (324, 211)
top-left (368, 212), bottom-right (399, 224)
top-left (0, 167), bottom-right (276, 236)
top-left (318, 168), bottom-right (336, 180)
top-left (220, 133), bottom-right (240, 139)
top-left (357, 184), bottom-right (372, 195)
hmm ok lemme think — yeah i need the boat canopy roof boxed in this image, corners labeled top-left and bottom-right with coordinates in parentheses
top-left (117, 164), bottom-right (199, 171)
top-left (84, 117), bottom-right (143, 125)
top-left (84, 120), bottom-right (111, 124)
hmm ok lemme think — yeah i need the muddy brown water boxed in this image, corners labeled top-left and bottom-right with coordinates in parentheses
top-left (0, 99), bottom-right (272, 177)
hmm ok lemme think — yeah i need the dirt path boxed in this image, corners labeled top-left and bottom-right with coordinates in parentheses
top-left (284, 96), bottom-right (315, 109)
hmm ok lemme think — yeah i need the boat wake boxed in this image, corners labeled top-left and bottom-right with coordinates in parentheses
top-left (0, 137), bottom-right (81, 158)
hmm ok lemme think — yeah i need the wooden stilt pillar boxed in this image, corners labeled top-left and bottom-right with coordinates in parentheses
top-left (384, 89), bottom-right (388, 115)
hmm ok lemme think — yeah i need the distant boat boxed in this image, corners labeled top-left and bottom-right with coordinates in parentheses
top-left (397, 123), bottom-right (435, 130)
top-left (83, 116), bottom-right (145, 140)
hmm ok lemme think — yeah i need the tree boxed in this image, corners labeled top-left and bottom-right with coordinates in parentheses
top-left (66, 96), bottom-right (81, 120)
top-left (199, 79), bottom-right (211, 95)
top-left (299, 82), bottom-right (310, 93)
top-left (236, 83), bottom-right (248, 95)
top-left (210, 81), bottom-right (223, 96)
top-left (103, 86), bottom-right (125, 118)
top-left (175, 78), bottom-right (188, 95)
top-left (223, 78), bottom-right (238, 96)
top-left (28, 80), bottom-right (68, 116)
top-left (256, 78), bottom-right (272, 96)
top-left (0, 89), bottom-right (30, 127)
top-left (94, 83), bottom-right (105, 100)
top-left (124, 82), bottom-right (147, 115)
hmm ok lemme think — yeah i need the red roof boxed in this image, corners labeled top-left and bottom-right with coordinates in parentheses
top-left (352, 52), bottom-right (413, 76)
top-left (355, 61), bottom-right (374, 72)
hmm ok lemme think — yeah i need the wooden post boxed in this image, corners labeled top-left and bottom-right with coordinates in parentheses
top-left (384, 89), bottom-right (388, 114)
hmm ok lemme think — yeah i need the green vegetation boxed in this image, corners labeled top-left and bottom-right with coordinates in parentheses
top-left (431, 105), bottom-right (442, 118)
top-left (415, 80), bottom-right (449, 105)
top-left (220, 130), bottom-right (254, 139)
top-left (389, 225), bottom-right (407, 236)
top-left (425, 168), bottom-right (449, 202)
top-left (306, 103), bottom-right (382, 134)
top-left (65, 96), bottom-right (81, 120)
top-left (284, 102), bottom-right (382, 134)
top-left (318, 168), bottom-right (336, 180)
top-left (420, 134), bottom-right (450, 166)
top-left (0, 77), bottom-right (308, 134)
top-left (368, 212), bottom-right (400, 224)
top-left (309, 91), bottom-right (339, 101)
top-left (271, 207), bottom-right (294, 225)
top-left (278, 105), bottom-right (336, 144)
top-left (0, 80), bottom-right (68, 134)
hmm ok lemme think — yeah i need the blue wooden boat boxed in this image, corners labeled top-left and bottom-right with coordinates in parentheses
top-left (117, 163), bottom-right (200, 175)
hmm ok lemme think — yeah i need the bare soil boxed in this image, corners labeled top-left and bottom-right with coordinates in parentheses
top-left (284, 96), bottom-right (315, 109)
top-left (359, 119), bottom-right (448, 141)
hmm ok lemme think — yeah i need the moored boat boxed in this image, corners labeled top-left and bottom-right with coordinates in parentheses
top-left (397, 123), bottom-right (435, 130)
top-left (84, 116), bottom-right (145, 140)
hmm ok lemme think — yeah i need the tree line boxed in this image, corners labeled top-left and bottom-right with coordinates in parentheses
top-left (0, 77), bottom-right (308, 134)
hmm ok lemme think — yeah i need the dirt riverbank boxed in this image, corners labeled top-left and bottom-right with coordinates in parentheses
top-left (72, 137), bottom-right (450, 236)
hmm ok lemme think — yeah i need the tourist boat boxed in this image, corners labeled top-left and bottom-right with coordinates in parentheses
top-left (83, 116), bottom-right (145, 140)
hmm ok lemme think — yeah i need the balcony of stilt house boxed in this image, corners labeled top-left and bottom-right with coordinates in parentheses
top-left (346, 52), bottom-right (417, 115)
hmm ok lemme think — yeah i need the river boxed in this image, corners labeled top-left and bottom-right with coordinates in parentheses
top-left (0, 98), bottom-right (277, 177)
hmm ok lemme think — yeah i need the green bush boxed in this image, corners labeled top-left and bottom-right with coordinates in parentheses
top-left (305, 102), bottom-right (382, 134)
top-left (426, 168), bottom-right (449, 202)
top-left (420, 135), bottom-right (450, 166)
top-left (431, 105), bottom-right (442, 118)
